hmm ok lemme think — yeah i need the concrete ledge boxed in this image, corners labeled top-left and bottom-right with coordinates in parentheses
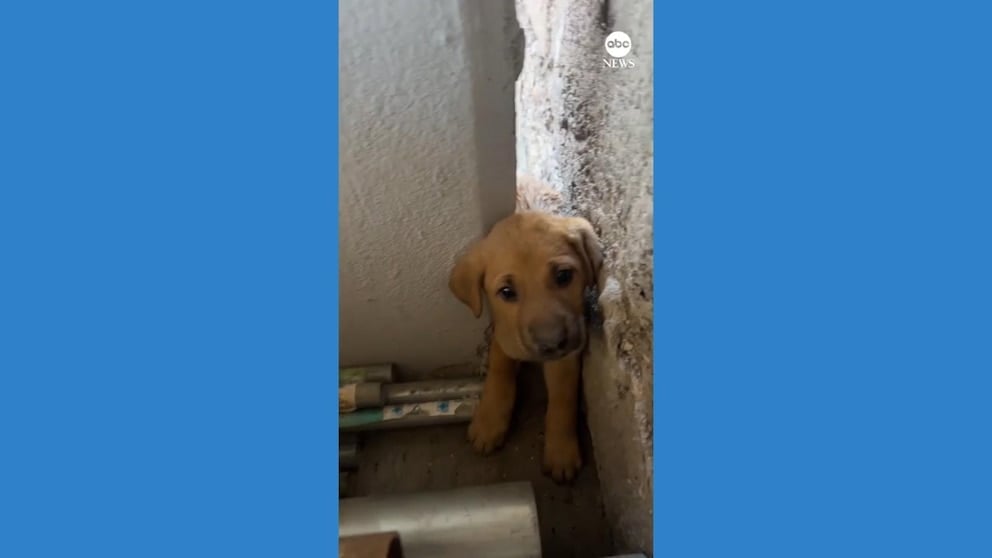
top-left (583, 291), bottom-right (653, 555)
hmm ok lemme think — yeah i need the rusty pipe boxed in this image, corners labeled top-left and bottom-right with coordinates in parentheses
top-left (381, 379), bottom-right (483, 405)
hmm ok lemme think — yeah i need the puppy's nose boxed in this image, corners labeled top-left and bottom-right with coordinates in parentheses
top-left (530, 322), bottom-right (569, 355)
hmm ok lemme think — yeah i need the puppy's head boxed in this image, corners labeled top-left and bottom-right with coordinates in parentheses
top-left (449, 212), bottom-right (603, 362)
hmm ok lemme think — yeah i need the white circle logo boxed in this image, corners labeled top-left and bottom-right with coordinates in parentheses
top-left (604, 31), bottom-right (632, 58)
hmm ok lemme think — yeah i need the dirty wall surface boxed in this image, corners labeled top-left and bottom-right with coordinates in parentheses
top-left (515, 0), bottom-right (654, 553)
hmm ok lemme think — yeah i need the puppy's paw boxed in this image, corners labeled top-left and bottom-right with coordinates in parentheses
top-left (468, 410), bottom-right (509, 455)
top-left (543, 433), bottom-right (582, 483)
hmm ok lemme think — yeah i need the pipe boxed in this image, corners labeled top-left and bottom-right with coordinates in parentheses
top-left (340, 364), bottom-right (395, 386)
top-left (339, 399), bottom-right (477, 433)
top-left (340, 434), bottom-right (359, 470)
top-left (382, 379), bottom-right (483, 405)
top-left (340, 482), bottom-right (541, 558)
top-left (340, 382), bottom-right (385, 412)
top-left (340, 532), bottom-right (404, 558)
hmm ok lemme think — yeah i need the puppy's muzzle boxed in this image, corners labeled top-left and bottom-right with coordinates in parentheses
top-left (528, 318), bottom-right (583, 361)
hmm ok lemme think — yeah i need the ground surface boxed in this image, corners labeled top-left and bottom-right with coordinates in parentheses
top-left (345, 367), bottom-right (615, 558)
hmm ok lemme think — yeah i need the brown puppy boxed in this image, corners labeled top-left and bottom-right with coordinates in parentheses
top-left (449, 211), bottom-right (602, 482)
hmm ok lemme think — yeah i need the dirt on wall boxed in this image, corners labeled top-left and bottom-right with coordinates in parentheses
top-left (515, 0), bottom-right (654, 553)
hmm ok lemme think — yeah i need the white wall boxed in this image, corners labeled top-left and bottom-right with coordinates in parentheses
top-left (339, 0), bottom-right (519, 377)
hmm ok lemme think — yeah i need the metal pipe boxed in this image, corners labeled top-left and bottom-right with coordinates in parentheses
top-left (340, 482), bottom-right (541, 558)
top-left (340, 382), bottom-right (385, 412)
top-left (339, 399), bottom-right (477, 433)
top-left (340, 364), bottom-right (395, 386)
top-left (382, 379), bottom-right (483, 405)
top-left (340, 434), bottom-right (359, 470)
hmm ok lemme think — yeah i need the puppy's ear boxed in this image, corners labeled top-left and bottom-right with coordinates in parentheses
top-left (566, 217), bottom-right (604, 288)
top-left (449, 241), bottom-right (486, 318)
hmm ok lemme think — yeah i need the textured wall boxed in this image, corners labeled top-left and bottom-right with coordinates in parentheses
top-left (515, 0), bottom-right (654, 554)
top-left (339, 0), bottom-right (519, 377)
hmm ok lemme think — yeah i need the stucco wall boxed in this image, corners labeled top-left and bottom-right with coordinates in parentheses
top-left (338, 0), bottom-right (519, 377)
top-left (515, 0), bottom-right (654, 553)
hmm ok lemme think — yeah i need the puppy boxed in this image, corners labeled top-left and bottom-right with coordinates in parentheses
top-left (449, 194), bottom-right (602, 482)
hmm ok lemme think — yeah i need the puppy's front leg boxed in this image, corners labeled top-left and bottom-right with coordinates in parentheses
top-left (543, 352), bottom-right (582, 482)
top-left (468, 340), bottom-right (518, 454)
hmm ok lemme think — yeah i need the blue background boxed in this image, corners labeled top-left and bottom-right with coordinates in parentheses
top-left (1, 1), bottom-right (337, 556)
top-left (657, 1), bottom-right (991, 556)
top-left (0, 0), bottom-right (989, 556)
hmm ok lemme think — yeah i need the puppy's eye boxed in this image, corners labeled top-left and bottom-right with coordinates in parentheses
top-left (554, 268), bottom-right (574, 287)
top-left (497, 286), bottom-right (517, 302)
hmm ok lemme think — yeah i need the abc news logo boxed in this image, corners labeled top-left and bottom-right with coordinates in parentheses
top-left (603, 31), bottom-right (634, 69)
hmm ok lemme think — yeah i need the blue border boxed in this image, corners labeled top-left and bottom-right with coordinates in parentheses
top-left (4, 1), bottom-right (992, 556)
top-left (1, 1), bottom-right (339, 556)
top-left (656, 1), bottom-right (992, 556)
